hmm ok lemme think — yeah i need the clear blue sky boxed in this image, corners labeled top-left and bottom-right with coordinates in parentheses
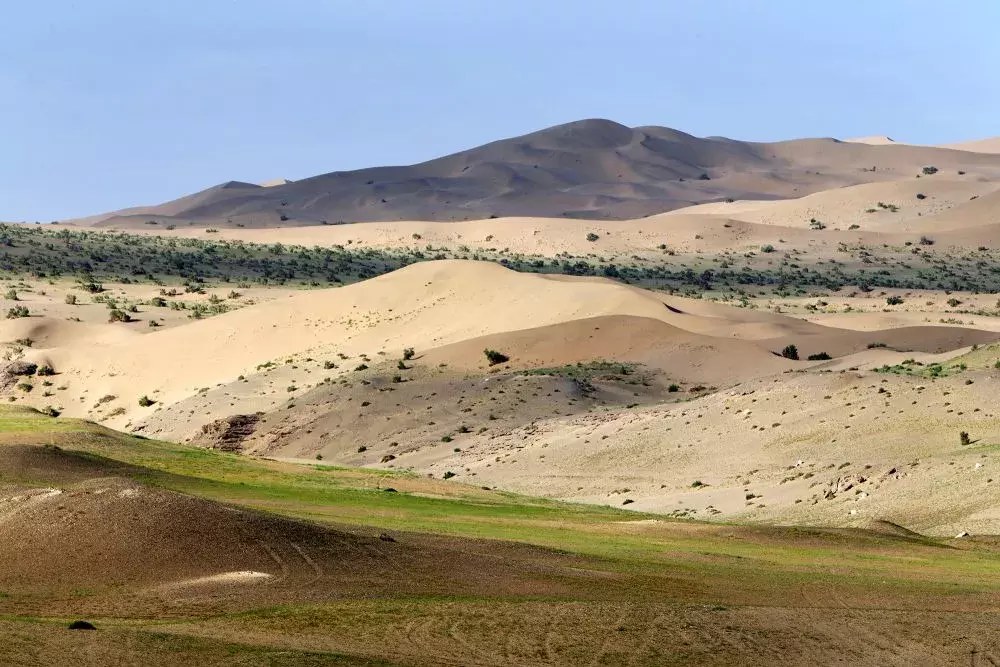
top-left (2, 0), bottom-right (997, 221)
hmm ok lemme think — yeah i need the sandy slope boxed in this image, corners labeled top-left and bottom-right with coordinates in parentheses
top-left (669, 178), bottom-right (1000, 232)
top-left (17, 261), bottom-right (820, 428)
top-left (14, 259), bottom-right (987, 438)
top-left (940, 137), bottom-right (1000, 154)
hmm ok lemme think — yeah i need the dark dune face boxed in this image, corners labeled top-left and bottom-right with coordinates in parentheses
top-left (78, 118), bottom-right (1000, 228)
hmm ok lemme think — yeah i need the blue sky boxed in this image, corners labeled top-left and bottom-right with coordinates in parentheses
top-left (1, 0), bottom-right (997, 220)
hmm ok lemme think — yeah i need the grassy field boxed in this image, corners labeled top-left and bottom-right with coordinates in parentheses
top-left (3, 406), bottom-right (1000, 664)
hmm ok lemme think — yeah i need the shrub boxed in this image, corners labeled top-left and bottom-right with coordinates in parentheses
top-left (36, 365), bottom-right (55, 376)
top-left (138, 395), bottom-right (155, 407)
top-left (668, 384), bottom-right (680, 392)
top-left (323, 360), bottom-right (336, 369)
top-left (586, 232), bottom-right (600, 242)
top-left (67, 620), bottom-right (96, 631)
top-left (108, 309), bottom-right (132, 323)
top-left (960, 431), bottom-right (971, 446)
top-left (484, 349), bottom-right (510, 365)
top-left (780, 344), bottom-right (799, 360)
top-left (357, 445), bottom-right (367, 453)
top-left (807, 352), bottom-right (832, 361)
top-left (886, 296), bottom-right (904, 305)
top-left (441, 435), bottom-right (453, 443)
top-left (16, 382), bottom-right (32, 392)
top-left (6, 305), bottom-right (29, 319)
top-left (760, 244), bottom-right (775, 253)
top-left (402, 347), bottom-right (415, 360)
top-left (916, 193), bottom-right (926, 200)
top-left (64, 293), bottom-right (77, 305)
top-left (4, 289), bottom-right (17, 300)
top-left (918, 236), bottom-right (934, 246)
top-left (443, 471), bottom-right (456, 479)
top-left (354, 363), bottom-right (368, 371)
top-left (922, 165), bottom-right (938, 175)
top-left (397, 360), bottom-right (408, 370)
top-left (947, 298), bottom-right (962, 307)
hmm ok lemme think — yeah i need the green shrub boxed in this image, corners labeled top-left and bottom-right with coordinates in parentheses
top-left (586, 232), bottom-right (600, 242)
top-left (64, 293), bottom-right (77, 305)
top-left (6, 305), bottom-right (29, 319)
top-left (780, 345), bottom-right (799, 360)
top-left (886, 296), bottom-right (904, 305)
top-left (484, 349), bottom-right (510, 365)
top-left (807, 352), bottom-right (831, 361)
top-left (138, 395), bottom-right (155, 407)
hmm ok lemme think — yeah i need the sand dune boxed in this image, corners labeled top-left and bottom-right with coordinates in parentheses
top-left (669, 178), bottom-right (999, 232)
top-left (939, 137), bottom-right (1000, 154)
top-left (11, 260), bottom-right (994, 437)
top-left (61, 118), bottom-right (1000, 228)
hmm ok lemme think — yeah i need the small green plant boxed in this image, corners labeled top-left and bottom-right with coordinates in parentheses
top-left (354, 363), bottom-right (368, 371)
top-left (138, 395), bottom-right (155, 407)
top-left (807, 352), bottom-right (832, 361)
top-left (668, 384), bottom-right (680, 392)
top-left (484, 349), bottom-right (510, 365)
top-left (4, 289), bottom-right (17, 301)
top-left (443, 471), bottom-right (456, 479)
top-left (960, 431), bottom-right (971, 446)
top-left (586, 232), bottom-right (600, 242)
top-left (780, 344), bottom-right (799, 361)
top-left (886, 296), bottom-right (904, 305)
top-left (6, 305), bottom-right (29, 319)
top-left (64, 293), bottom-right (77, 305)
top-left (36, 365), bottom-right (55, 376)
top-left (402, 347), bottom-right (415, 360)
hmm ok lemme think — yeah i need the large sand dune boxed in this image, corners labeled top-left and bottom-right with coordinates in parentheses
top-left (60, 118), bottom-right (1000, 228)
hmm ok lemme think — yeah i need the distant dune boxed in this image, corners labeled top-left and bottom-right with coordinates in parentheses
top-left (61, 118), bottom-right (1000, 228)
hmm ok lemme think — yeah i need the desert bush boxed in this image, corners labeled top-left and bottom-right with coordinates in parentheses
top-left (484, 349), bottom-right (510, 365)
top-left (138, 395), bottom-right (155, 407)
top-left (960, 431), bottom-right (971, 446)
top-left (4, 289), bottom-right (17, 300)
top-left (6, 305), bottom-right (29, 319)
top-left (807, 352), bottom-right (831, 361)
top-left (586, 233), bottom-right (600, 242)
top-left (108, 309), bottom-right (132, 323)
top-left (64, 293), bottom-right (77, 305)
top-left (780, 344), bottom-right (799, 360)
top-left (443, 471), bottom-right (456, 479)
top-left (668, 384), bottom-right (680, 392)
top-left (402, 347), bottom-right (415, 360)
top-left (886, 296), bottom-right (904, 305)
top-left (36, 365), bottom-right (55, 376)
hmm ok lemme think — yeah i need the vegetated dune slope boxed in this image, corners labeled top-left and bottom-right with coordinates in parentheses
top-left (415, 369), bottom-right (1000, 536)
top-left (14, 260), bottom-right (997, 434)
top-left (66, 118), bottom-right (1000, 227)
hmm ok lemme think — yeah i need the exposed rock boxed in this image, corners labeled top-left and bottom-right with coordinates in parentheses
top-left (0, 360), bottom-right (37, 390)
top-left (192, 414), bottom-right (261, 452)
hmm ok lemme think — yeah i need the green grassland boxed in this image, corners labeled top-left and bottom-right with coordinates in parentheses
top-left (3, 406), bottom-right (1000, 664)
